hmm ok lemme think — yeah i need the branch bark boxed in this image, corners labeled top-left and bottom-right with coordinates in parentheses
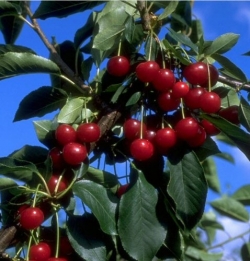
top-left (218, 75), bottom-right (250, 91)
top-left (137, 0), bottom-right (151, 31)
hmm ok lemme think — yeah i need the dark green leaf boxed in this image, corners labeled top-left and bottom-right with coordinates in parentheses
top-left (243, 50), bottom-right (250, 56)
top-left (210, 197), bottom-right (249, 222)
top-left (124, 15), bottom-right (135, 44)
top-left (190, 19), bottom-right (203, 44)
top-left (125, 91), bottom-right (141, 107)
top-left (14, 87), bottom-right (67, 121)
top-left (241, 243), bottom-right (250, 261)
top-left (66, 214), bottom-right (107, 261)
top-left (33, 1), bottom-right (102, 19)
top-left (158, 1), bottom-right (178, 20)
top-left (0, 2), bottom-right (21, 16)
top-left (0, 52), bottom-right (60, 80)
top-left (239, 96), bottom-right (250, 132)
top-left (104, 83), bottom-right (122, 93)
top-left (212, 85), bottom-right (232, 98)
top-left (204, 33), bottom-right (239, 56)
top-left (0, 44), bottom-right (36, 55)
top-left (212, 53), bottom-right (247, 82)
top-left (81, 56), bottom-right (93, 82)
top-left (185, 246), bottom-right (223, 261)
top-left (145, 35), bottom-right (159, 61)
top-left (73, 180), bottom-right (118, 235)
top-left (214, 152), bottom-right (235, 164)
top-left (231, 185), bottom-right (250, 205)
top-left (0, 178), bottom-right (18, 191)
top-left (167, 150), bottom-right (207, 230)
top-left (111, 85), bottom-right (125, 103)
top-left (118, 171), bottom-right (166, 261)
top-left (220, 88), bottom-right (240, 107)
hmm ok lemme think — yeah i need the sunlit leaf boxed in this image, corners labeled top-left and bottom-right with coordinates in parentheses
top-left (125, 91), bottom-right (141, 107)
top-left (158, 1), bottom-right (178, 20)
top-left (185, 246), bottom-right (223, 261)
top-left (0, 178), bottom-right (18, 191)
top-left (231, 185), bottom-right (250, 205)
top-left (0, 44), bottom-right (35, 55)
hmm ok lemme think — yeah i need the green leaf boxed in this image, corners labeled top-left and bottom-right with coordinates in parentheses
top-left (0, 178), bottom-right (18, 191)
top-left (118, 171), bottom-right (166, 261)
top-left (185, 246), bottom-right (223, 261)
top-left (210, 197), bottom-right (249, 222)
top-left (212, 53), bottom-right (247, 82)
top-left (0, 52), bottom-right (60, 80)
top-left (0, 1), bottom-right (21, 16)
top-left (124, 15), bottom-right (135, 44)
top-left (241, 243), bottom-right (250, 261)
top-left (201, 114), bottom-right (250, 161)
top-left (125, 92), bottom-right (141, 107)
top-left (145, 35), bottom-right (159, 61)
top-left (231, 185), bottom-right (250, 205)
top-left (66, 214), bottom-right (107, 261)
top-left (158, 1), bottom-right (178, 20)
top-left (0, 44), bottom-right (35, 55)
top-left (73, 180), bottom-right (118, 235)
top-left (33, 1), bottom-right (102, 19)
top-left (190, 19), bottom-right (203, 44)
top-left (81, 56), bottom-right (93, 82)
top-left (14, 87), bottom-right (67, 122)
top-left (239, 96), bottom-right (250, 132)
top-left (167, 150), bottom-right (207, 230)
top-left (58, 98), bottom-right (84, 124)
top-left (204, 33), bottom-right (239, 56)
top-left (214, 152), bottom-right (235, 164)
top-left (111, 85), bottom-right (125, 103)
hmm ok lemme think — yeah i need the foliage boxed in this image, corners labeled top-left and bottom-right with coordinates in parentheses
top-left (0, 1), bottom-right (250, 261)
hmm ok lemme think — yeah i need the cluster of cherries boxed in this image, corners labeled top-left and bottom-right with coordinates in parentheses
top-left (107, 56), bottom-right (240, 162)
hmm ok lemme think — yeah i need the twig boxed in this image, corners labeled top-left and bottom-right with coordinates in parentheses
top-left (218, 75), bottom-right (250, 91)
top-left (137, 0), bottom-right (151, 31)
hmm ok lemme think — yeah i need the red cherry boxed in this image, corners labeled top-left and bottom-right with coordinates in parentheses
top-left (48, 175), bottom-right (68, 194)
top-left (200, 119), bottom-right (220, 136)
top-left (60, 236), bottom-right (73, 256)
top-left (48, 147), bottom-right (66, 170)
top-left (184, 87), bottom-right (206, 110)
top-left (77, 123), bottom-right (101, 143)
top-left (20, 207), bottom-right (44, 230)
top-left (135, 61), bottom-right (160, 82)
top-left (29, 242), bottom-right (51, 261)
top-left (47, 258), bottom-right (68, 261)
top-left (187, 126), bottom-right (207, 147)
top-left (200, 92), bottom-right (221, 113)
top-left (123, 119), bottom-right (147, 140)
top-left (155, 128), bottom-right (177, 149)
top-left (62, 142), bottom-right (87, 166)
top-left (183, 62), bottom-right (218, 86)
top-left (17, 204), bottom-right (29, 215)
top-left (145, 130), bottom-right (156, 143)
top-left (158, 92), bottom-right (180, 112)
top-left (174, 117), bottom-right (199, 140)
top-left (218, 105), bottom-right (240, 125)
top-left (152, 69), bottom-right (175, 91)
top-left (116, 184), bottom-right (130, 198)
top-left (172, 81), bottom-right (190, 98)
top-left (55, 124), bottom-right (76, 146)
top-left (130, 139), bottom-right (154, 161)
top-left (107, 56), bottom-right (130, 77)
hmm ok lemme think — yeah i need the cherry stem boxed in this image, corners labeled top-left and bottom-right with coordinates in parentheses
top-left (54, 208), bottom-right (60, 258)
top-left (54, 174), bottom-right (63, 194)
top-left (206, 60), bottom-right (212, 92)
top-left (85, 100), bottom-right (88, 123)
top-left (140, 104), bottom-right (144, 139)
top-left (148, 30), bottom-right (153, 61)
top-left (117, 35), bottom-right (122, 56)
top-left (180, 98), bottom-right (185, 119)
top-left (32, 184), bottom-right (41, 207)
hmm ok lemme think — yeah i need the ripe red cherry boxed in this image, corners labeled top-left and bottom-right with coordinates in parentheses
top-left (183, 62), bottom-right (218, 86)
top-left (47, 258), bottom-right (68, 261)
top-left (20, 207), bottom-right (44, 230)
top-left (48, 147), bottom-right (66, 170)
top-left (130, 139), bottom-right (154, 161)
top-left (123, 119), bottom-right (147, 140)
top-left (152, 68), bottom-right (175, 91)
top-left (48, 175), bottom-right (68, 194)
top-left (62, 142), bottom-right (87, 166)
top-left (155, 128), bottom-right (177, 149)
top-left (77, 123), bottom-right (101, 143)
top-left (158, 92), bottom-right (180, 112)
top-left (55, 124), bottom-right (76, 146)
top-left (201, 119), bottom-right (220, 136)
top-left (116, 184), bottom-right (130, 198)
top-left (218, 105), bottom-right (240, 125)
top-left (145, 130), bottom-right (156, 143)
top-left (184, 87), bottom-right (206, 110)
top-left (29, 242), bottom-right (51, 261)
top-left (187, 126), bottom-right (207, 147)
top-left (60, 236), bottom-right (73, 256)
top-left (174, 117), bottom-right (199, 140)
top-left (200, 92), bottom-right (221, 113)
top-left (172, 81), bottom-right (190, 98)
top-left (107, 56), bottom-right (130, 77)
top-left (135, 61), bottom-right (160, 82)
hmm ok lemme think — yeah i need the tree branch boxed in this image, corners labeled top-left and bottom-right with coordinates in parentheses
top-left (137, 0), bottom-right (151, 31)
top-left (218, 75), bottom-right (250, 91)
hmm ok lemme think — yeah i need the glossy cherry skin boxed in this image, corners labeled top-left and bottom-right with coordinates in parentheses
top-left (218, 105), bottom-right (240, 125)
top-left (47, 175), bottom-right (68, 194)
top-left (77, 123), bottom-right (101, 143)
top-left (130, 139), bottom-right (154, 161)
top-left (107, 56), bottom-right (130, 77)
top-left (200, 92), bottom-right (221, 113)
top-left (48, 147), bottom-right (66, 170)
top-left (183, 62), bottom-right (218, 86)
top-left (187, 126), bottom-right (207, 147)
top-left (62, 142), bottom-right (87, 166)
top-left (29, 242), bottom-right (51, 261)
top-left (145, 130), bottom-right (156, 143)
top-left (123, 119), bottom-right (147, 140)
top-left (200, 119), bottom-right (220, 136)
top-left (172, 81), bottom-right (190, 98)
top-left (47, 258), bottom-right (68, 261)
top-left (135, 61), bottom-right (160, 82)
top-left (20, 207), bottom-right (44, 230)
top-left (155, 128), bottom-right (177, 149)
top-left (152, 68), bottom-right (175, 91)
top-left (174, 117), bottom-right (199, 140)
top-left (60, 236), bottom-right (74, 256)
top-left (55, 124), bottom-right (76, 146)
top-left (158, 92), bottom-right (180, 112)
top-left (184, 87), bottom-right (206, 110)
top-left (116, 184), bottom-right (130, 198)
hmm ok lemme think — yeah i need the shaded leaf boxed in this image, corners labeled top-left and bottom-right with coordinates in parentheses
top-left (239, 96), bottom-right (250, 132)
top-left (81, 56), bottom-right (93, 81)
top-left (0, 52), bottom-right (60, 80)
top-left (214, 152), bottom-right (235, 164)
top-left (125, 91), bottom-right (141, 107)
top-left (210, 197), bottom-right (249, 222)
top-left (73, 180), bottom-right (118, 235)
top-left (14, 87), bottom-right (67, 121)
top-left (0, 178), bottom-right (18, 191)
top-left (241, 243), bottom-right (250, 261)
top-left (0, 1), bottom-right (21, 16)
top-left (158, 1), bottom-right (178, 20)
top-left (145, 35), bottom-right (159, 61)
top-left (190, 19), bottom-right (203, 44)
top-left (124, 15), bottom-right (135, 44)
top-left (231, 185), bottom-right (250, 205)
top-left (111, 85), bottom-right (125, 103)
top-left (118, 171), bottom-right (166, 261)
top-left (0, 44), bottom-right (36, 55)
top-left (185, 246), bottom-right (223, 261)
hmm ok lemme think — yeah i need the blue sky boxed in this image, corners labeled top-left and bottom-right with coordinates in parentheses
top-left (0, 1), bottom-right (249, 259)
